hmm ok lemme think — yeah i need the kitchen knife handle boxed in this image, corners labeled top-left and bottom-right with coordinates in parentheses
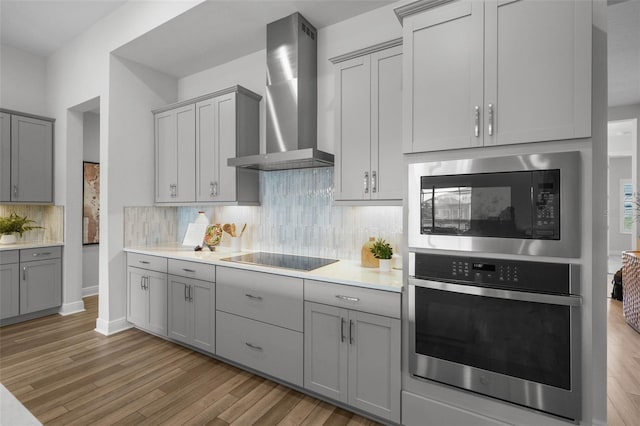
top-left (474, 106), bottom-right (480, 137)
top-left (340, 317), bottom-right (346, 343)
top-left (488, 103), bottom-right (494, 136)
top-left (364, 172), bottom-right (369, 194)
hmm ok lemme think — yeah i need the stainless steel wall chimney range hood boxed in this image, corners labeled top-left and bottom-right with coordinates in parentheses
top-left (228, 13), bottom-right (334, 171)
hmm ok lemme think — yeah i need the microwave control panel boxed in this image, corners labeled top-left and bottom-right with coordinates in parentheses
top-left (532, 170), bottom-right (560, 239)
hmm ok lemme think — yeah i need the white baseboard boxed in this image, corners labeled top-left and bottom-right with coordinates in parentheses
top-left (592, 418), bottom-right (607, 426)
top-left (58, 300), bottom-right (86, 316)
top-left (95, 317), bottom-right (133, 336)
top-left (82, 285), bottom-right (99, 297)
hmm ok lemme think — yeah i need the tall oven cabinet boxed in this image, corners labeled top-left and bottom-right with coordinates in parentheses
top-left (396, 0), bottom-right (592, 153)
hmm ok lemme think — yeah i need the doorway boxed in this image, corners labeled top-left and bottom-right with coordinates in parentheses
top-left (607, 118), bottom-right (638, 275)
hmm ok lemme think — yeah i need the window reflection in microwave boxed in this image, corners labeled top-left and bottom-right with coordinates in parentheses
top-left (421, 186), bottom-right (521, 236)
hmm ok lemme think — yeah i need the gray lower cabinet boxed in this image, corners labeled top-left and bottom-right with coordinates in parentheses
top-left (1, 247), bottom-right (62, 321)
top-left (168, 274), bottom-right (215, 352)
top-left (304, 301), bottom-right (401, 423)
top-left (0, 251), bottom-right (20, 319)
top-left (126, 254), bottom-right (168, 336)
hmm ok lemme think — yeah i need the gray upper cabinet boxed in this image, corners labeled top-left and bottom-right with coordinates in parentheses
top-left (0, 110), bottom-right (54, 203)
top-left (154, 85), bottom-right (261, 205)
top-left (398, 0), bottom-right (591, 153)
top-left (332, 41), bottom-right (403, 204)
top-left (155, 104), bottom-right (196, 203)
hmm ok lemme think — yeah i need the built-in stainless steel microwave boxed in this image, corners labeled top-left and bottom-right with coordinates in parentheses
top-left (408, 152), bottom-right (580, 257)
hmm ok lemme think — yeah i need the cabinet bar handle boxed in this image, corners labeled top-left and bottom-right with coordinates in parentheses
top-left (245, 293), bottom-right (263, 301)
top-left (145, 276), bottom-right (149, 290)
top-left (182, 268), bottom-right (196, 273)
top-left (349, 319), bottom-right (355, 344)
top-left (13, 185), bottom-right (18, 198)
top-left (23, 266), bottom-right (26, 281)
top-left (335, 295), bottom-right (360, 303)
top-left (210, 181), bottom-right (218, 197)
top-left (141, 276), bottom-right (145, 290)
top-left (245, 342), bottom-right (263, 351)
top-left (474, 106), bottom-right (480, 137)
top-left (363, 172), bottom-right (369, 194)
top-left (139, 260), bottom-right (150, 265)
top-left (184, 283), bottom-right (188, 301)
top-left (488, 103), bottom-right (494, 136)
top-left (372, 171), bottom-right (377, 193)
top-left (340, 317), bottom-right (346, 343)
top-left (189, 285), bottom-right (193, 302)
top-left (32, 252), bottom-right (52, 257)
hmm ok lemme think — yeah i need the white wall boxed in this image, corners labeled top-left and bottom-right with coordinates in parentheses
top-left (0, 44), bottom-right (47, 115)
top-left (45, 0), bottom-right (201, 333)
top-left (83, 111), bottom-right (100, 294)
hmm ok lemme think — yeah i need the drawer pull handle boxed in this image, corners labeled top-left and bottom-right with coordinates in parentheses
top-left (335, 295), bottom-right (359, 303)
top-left (182, 268), bottom-right (196, 273)
top-left (139, 260), bottom-right (150, 265)
top-left (245, 342), bottom-right (263, 351)
top-left (245, 294), bottom-right (263, 301)
top-left (32, 252), bottom-right (52, 257)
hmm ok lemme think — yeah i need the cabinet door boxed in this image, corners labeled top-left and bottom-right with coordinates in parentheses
top-left (215, 93), bottom-right (238, 202)
top-left (127, 267), bottom-right (147, 328)
top-left (168, 275), bottom-right (190, 344)
top-left (304, 302), bottom-right (349, 403)
top-left (155, 105), bottom-right (195, 203)
top-left (335, 55), bottom-right (372, 201)
top-left (191, 279), bottom-right (215, 352)
top-left (195, 98), bottom-right (218, 202)
top-left (0, 263), bottom-right (19, 319)
top-left (371, 46), bottom-right (403, 201)
top-left (11, 115), bottom-right (53, 202)
top-left (0, 112), bottom-right (10, 202)
top-left (19, 258), bottom-right (61, 314)
top-left (484, 0), bottom-right (591, 145)
top-left (146, 270), bottom-right (167, 336)
top-left (348, 311), bottom-right (401, 423)
top-left (403, 1), bottom-right (484, 152)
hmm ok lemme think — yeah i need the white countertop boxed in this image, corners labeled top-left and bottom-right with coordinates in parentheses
top-left (0, 241), bottom-right (64, 252)
top-left (125, 245), bottom-right (403, 293)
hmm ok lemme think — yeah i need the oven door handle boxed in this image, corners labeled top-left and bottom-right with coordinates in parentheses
top-left (408, 277), bottom-right (582, 307)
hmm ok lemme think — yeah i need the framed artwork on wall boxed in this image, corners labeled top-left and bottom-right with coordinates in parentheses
top-left (83, 161), bottom-right (100, 245)
top-left (622, 179), bottom-right (633, 235)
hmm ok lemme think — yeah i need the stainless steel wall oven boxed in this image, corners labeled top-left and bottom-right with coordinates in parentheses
top-left (408, 152), bottom-right (580, 257)
top-left (408, 252), bottom-right (582, 421)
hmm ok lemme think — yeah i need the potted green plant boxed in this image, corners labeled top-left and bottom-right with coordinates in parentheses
top-left (0, 213), bottom-right (43, 245)
top-left (370, 238), bottom-right (393, 272)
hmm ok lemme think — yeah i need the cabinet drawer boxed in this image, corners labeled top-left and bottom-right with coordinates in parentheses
top-left (20, 246), bottom-right (61, 262)
top-left (216, 267), bottom-right (303, 332)
top-left (0, 250), bottom-right (19, 265)
top-left (168, 259), bottom-right (215, 282)
top-left (216, 311), bottom-right (303, 387)
top-left (305, 280), bottom-right (400, 319)
top-left (127, 253), bottom-right (167, 273)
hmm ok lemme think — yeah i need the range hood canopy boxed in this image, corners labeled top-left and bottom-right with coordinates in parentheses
top-left (228, 12), bottom-right (333, 171)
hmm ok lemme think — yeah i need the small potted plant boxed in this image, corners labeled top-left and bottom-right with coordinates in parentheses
top-left (0, 213), bottom-right (43, 245)
top-left (370, 238), bottom-right (393, 272)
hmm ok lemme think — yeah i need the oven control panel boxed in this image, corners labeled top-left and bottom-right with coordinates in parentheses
top-left (414, 253), bottom-right (571, 294)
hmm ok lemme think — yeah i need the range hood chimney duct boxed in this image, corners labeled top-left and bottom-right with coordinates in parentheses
top-left (228, 13), bottom-right (333, 171)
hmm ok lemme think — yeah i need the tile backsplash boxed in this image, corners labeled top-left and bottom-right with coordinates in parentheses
top-left (0, 205), bottom-right (64, 243)
top-left (126, 168), bottom-right (403, 262)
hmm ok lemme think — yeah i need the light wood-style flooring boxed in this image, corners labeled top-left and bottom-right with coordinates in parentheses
top-left (0, 296), bottom-right (379, 425)
top-left (608, 298), bottom-right (640, 426)
top-left (2, 296), bottom-right (640, 424)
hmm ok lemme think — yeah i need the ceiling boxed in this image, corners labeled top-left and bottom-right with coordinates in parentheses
top-left (0, 0), bottom-right (638, 105)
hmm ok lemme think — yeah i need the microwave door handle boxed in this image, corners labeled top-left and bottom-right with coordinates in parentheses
top-left (408, 278), bottom-right (582, 307)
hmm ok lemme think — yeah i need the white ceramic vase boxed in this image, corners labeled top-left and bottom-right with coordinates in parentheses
top-left (0, 233), bottom-right (17, 245)
top-left (379, 259), bottom-right (391, 272)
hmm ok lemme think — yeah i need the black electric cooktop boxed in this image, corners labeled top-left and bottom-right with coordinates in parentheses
top-left (222, 252), bottom-right (338, 272)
